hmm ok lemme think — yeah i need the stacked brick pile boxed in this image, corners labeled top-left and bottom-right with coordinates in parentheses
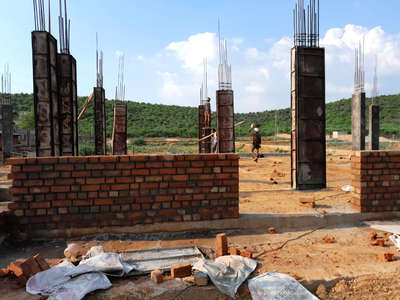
top-left (7, 154), bottom-right (239, 232)
top-left (351, 151), bottom-right (400, 212)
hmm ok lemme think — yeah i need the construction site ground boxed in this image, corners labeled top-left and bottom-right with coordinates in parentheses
top-left (1, 141), bottom-right (400, 299)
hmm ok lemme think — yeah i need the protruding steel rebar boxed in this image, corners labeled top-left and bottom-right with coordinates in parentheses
top-left (1, 64), bottom-right (11, 105)
top-left (115, 53), bottom-right (126, 101)
top-left (371, 55), bottom-right (378, 105)
top-left (218, 20), bottom-right (232, 90)
top-left (293, 0), bottom-right (320, 47)
top-left (354, 39), bottom-right (365, 94)
top-left (96, 33), bottom-right (104, 88)
top-left (33, 0), bottom-right (49, 31)
top-left (58, 0), bottom-right (70, 54)
top-left (200, 58), bottom-right (208, 105)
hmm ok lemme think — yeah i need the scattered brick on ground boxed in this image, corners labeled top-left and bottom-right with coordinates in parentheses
top-left (150, 269), bottom-right (164, 284)
top-left (240, 250), bottom-right (253, 258)
top-left (6, 253), bottom-right (49, 285)
top-left (322, 235), bottom-right (336, 244)
top-left (370, 239), bottom-right (385, 247)
top-left (216, 233), bottom-right (228, 256)
top-left (0, 268), bottom-right (8, 277)
top-left (269, 227), bottom-right (276, 234)
top-left (171, 263), bottom-right (192, 278)
top-left (370, 232), bottom-right (377, 240)
top-left (229, 248), bottom-right (240, 255)
top-left (379, 253), bottom-right (396, 262)
top-left (299, 197), bottom-right (316, 208)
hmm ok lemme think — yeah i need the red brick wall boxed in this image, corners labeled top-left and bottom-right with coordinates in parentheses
top-left (7, 154), bottom-right (239, 231)
top-left (351, 151), bottom-right (400, 212)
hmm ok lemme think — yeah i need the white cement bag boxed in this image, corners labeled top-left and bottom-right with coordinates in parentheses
top-left (248, 272), bottom-right (319, 300)
top-left (193, 255), bottom-right (257, 299)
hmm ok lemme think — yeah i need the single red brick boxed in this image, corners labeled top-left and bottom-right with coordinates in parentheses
top-left (216, 233), bottom-right (228, 257)
top-left (240, 250), bottom-right (253, 259)
top-left (151, 269), bottom-right (164, 284)
top-left (0, 267), bottom-right (8, 277)
top-left (33, 254), bottom-right (50, 271)
top-left (269, 227), bottom-right (276, 234)
top-left (171, 263), bottom-right (192, 278)
top-left (229, 248), bottom-right (240, 255)
top-left (379, 253), bottom-right (396, 262)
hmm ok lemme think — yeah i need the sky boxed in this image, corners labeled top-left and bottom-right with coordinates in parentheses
top-left (1, 0), bottom-right (400, 113)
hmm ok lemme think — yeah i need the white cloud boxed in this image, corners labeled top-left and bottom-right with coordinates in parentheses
top-left (152, 25), bottom-right (400, 112)
top-left (136, 55), bottom-right (144, 61)
top-left (246, 83), bottom-right (265, 94)
top-left (115, 50), bottom-right (123, 57)
top-left (166, 32), bottom-right (216, 74)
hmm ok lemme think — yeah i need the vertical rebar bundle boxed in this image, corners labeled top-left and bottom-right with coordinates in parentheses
top-left (354, 39), bottom-right (365, 94)
top-left (1, 64), bottom-right (11, 105)
top-left (293, 0), bottom-right (320, 47)
top-left (371, 55), bottom-right (378, 105)
top-left (58, 0), bottom-right (70, 54)
top-left (1, 64), bottom-right (11, 95)
top-left (96, 33), bottom-right (104, 88)
top-left (33, 0), bottom-right (49, 31)
top-left (115, 53), bottom-right (126, 101)
top-left (200, 58), bottom-right (208, 105)
top-left (218, 21), bottom-right (232, 90)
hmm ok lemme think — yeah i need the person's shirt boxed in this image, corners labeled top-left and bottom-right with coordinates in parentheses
top-left (212, 132), bottom-right (218, 145)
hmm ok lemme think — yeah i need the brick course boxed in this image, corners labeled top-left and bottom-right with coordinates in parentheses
top-left (351, 150), bottom-right (400, 212)
top-left (7, 154), bottom-right (239, 231)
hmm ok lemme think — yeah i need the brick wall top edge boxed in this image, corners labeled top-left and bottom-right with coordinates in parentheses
top-left (6, 153), bottom-right (239, 165)
top-left (351, 150), bottom-right (400, 157)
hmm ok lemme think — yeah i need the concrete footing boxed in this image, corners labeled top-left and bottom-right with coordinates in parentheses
top-left (27, 211), bottom-right (400, 238)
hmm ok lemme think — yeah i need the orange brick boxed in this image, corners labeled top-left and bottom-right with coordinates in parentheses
top-left (240, 250), bottom-right (253, 258)
top-left (269, 227), bottom-right (276, 234)
top-left (0, 268), bottom-right (8, 277)
top-left (151, 269), bottom-right (164, 284)
top-left (229, 248), bottom-right (240, 255)
top-left (370, 239), bottom-right (385, 247)
top-left (216, 233), bottom-right (228, 256)
top-left (379, 253), bottom-right (396, 262)
top-left (171, 263), bottom-right (192, 278)
top-left (370, 232), bottom-right (377, 240)
top-left (33, 254), bottom-right (49, 271)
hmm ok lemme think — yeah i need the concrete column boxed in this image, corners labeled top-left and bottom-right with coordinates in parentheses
top-left (57, 53), bottom-right (78, 156)
top-left (1, 104), bottom-right (13, 162)
top-left (369, 104), bottom-right (380, 150)
top-left (351, 92), bottom-right (366, 151)
top-left (31, 31), bottom-right (60, 156)
top-left (94, 87), bottom-right (106, 155)
top-left (112, 102), bottom-right (127, 155)
top-left (216, 90), bottom-right (235, 153)
top-left (290, 47), bottom-right (326, 190)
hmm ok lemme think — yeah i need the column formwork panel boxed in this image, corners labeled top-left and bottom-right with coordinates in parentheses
top-left (369, 104), bottom-right (380, 150)
top-left (351, 92), bottom-right (366, 151)
top-left (112, 102), bottom-right (127, 155)
top-left (216, 90), bottom-right (235, 154)
top-left (57, 53), bottom-right (78, 156)
top-left (31, 31), bottom-right (60, 157)
top-left (94, 87), bottom-right (107, 155)
top-left (290, 47), bottom-right (326, 190)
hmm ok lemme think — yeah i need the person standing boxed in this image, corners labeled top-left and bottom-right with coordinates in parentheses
top-left (211, 128), bottom-right (218, 153)
top-left (249, 124), bottom-right (261, 162)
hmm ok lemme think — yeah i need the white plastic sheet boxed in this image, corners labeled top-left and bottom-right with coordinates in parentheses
top-left (389, 234), bottom-right (400, 251)
top-left (26, 260), bottom-right (112, 300)
top-left (248, 272), bottom-right (319, 300)
top-left (193, 255), bottom-right (257, 299)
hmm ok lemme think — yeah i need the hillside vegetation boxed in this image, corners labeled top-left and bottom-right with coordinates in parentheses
top-left (11, 93), bottom-right (400, 138)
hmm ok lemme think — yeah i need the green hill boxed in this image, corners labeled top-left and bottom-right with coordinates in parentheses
top-left (10, 93), bottom-right (400, 138)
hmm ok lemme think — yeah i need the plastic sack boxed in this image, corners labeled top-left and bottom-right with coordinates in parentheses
top-left (193, 255), bottom-right (257, 299)
top-left (248, 272), bottom-right (319, 300)
top-left (26, 260), bottom-right (112, 300)
top-left (389, 234), bottom-right (400, 251)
